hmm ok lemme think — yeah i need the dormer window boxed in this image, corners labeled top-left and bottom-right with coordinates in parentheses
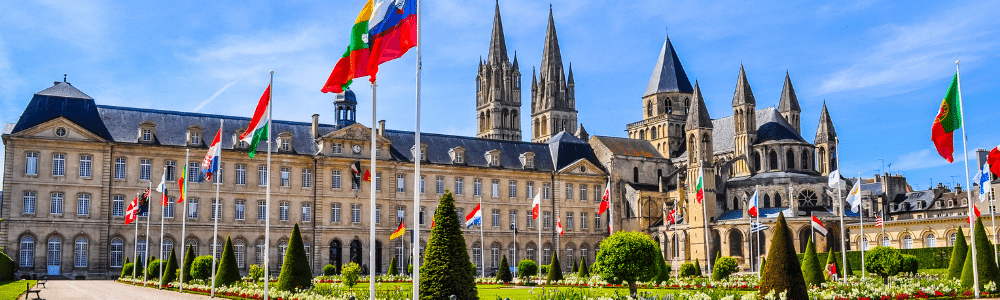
top-left (277, 132), bottom-right (293, 152)
top-left (187, 126), bottom-right (204, 146)
top-left (519, 152), bottom-right (536, 169)
top-left (139, 121), bottom-right (157, 143)
top-left (411, 144), bottom-right (428, 161)
top-left (485, 149), bottom-right (502, 167)
top-left (449, 146), bottom-right (466, 164)
top-left (281, 140), bottom-right (290, 151)
top-left (142, 129), bottom-right (152, 142)
top-left (191, 132), bottom-right (200, 144)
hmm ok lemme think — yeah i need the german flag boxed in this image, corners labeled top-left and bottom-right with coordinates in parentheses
top-left (389, 221), bottom-right (405, 240)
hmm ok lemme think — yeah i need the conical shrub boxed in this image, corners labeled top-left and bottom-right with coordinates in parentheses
top-left (948, 227), bottom-right (968, 279)
top-left (579, 257), bottom-right (590, 278)
top-left (214, 237), bottom-right (242, 287)
top-left (572, 260), bottom-right (578, 273)
top-left (694, 259), bottom-right (702, 276)
top-left (655, 251), bottom-right (670, 283)
top-left (419, 192), bottom-right (478, 300)
top-left (961, 218), bottom-right (1000, 290)
top-left (800, 237), bottom-right (825, 286)
top-left (547, 252), bottom-right (563, 283)
top-left (496, 255), bottom-right (512, 283)
top-left (388, 256), bottom-right (399, 276)
top-left (161, 248), bottom-right (179, 285)
top-left (121, 257), bottom-right (131, 278)
top-left (181, 244), bottom-right (195, 283)
top-left (825, 250), bottom-right (842, 279)
top-left (276, 224), bottom-right (314, 291)
top-left (759, 213), bottom-right (808, 300)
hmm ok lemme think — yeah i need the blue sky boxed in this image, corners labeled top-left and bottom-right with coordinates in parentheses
top-left (1, 0), bottom-right (998, 191)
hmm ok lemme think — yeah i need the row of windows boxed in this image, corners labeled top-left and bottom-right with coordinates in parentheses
top-left (469, 242), bottom-right (593, 268)
top-left (20, 192), bottom-right (90, 216)
top-left (24, 153), bottom-right (91, 177)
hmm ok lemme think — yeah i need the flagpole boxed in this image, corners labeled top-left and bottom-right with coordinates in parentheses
top-left (180, 149), bottom-right (189, 293)
top-left (700, 169), bottom-right (711, 277)
top-left (133, 192), bottom-right (139, 285)
top-left (956, 61), bottom-right (980, 297)
top-left (835, 137), bottom-right (847, 282)
top-left (369, 80), bottom-right (377, 299)
top-left (811, 211), bottom-right (815, 253)
top-left (211, 119), bottom-right (223, 298)
top-left (990, 191), bottom-right (998, 266)
top-left (755, 185), bottom-right (760, 275)
top-left (672, 205), bottom-right (678, 282)
top-left (264, 71), bottom-right (274, 300)
top-left (159, 167), bottom-right (166, 289)
top-left (859, 173), bottom-right (865, 280)
top-left (413, 0), bottom-right (422, 296)
top-left (537, 192), bottom-right (542, 284)
top-left (479, 199), bottom-right (485, 278)
top-left (145, 184), bottom-right (152, 284)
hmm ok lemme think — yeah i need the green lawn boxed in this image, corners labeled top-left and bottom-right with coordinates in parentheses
top-left (0, 280), bottom-right (38, 300)
top-left (312, 282), bottom-right (745, 299)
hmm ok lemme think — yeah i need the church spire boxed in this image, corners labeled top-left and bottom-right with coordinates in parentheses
top-left (540, 5), bottom-right (564, 85)
top-left (686, 81), bottom-right (713, 129)
top-left (488, 0), bottom-right (508, 65)
top-left (778, 72), bottom-right (800, 113)
top-left (644, 34), bottom-right (693, 97)
top-left (731, 64), bottom-right (756, 106)
top-left (815, 101), bottom-right (837, 144)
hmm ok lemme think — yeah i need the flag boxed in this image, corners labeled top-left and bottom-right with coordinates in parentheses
top-left (977, 163), bottom-right (992, 202)
top-left (465, 203), bottom-right (482, 228)
top-left (750, 222), bottom-right (769, 233)
top-left (238, 84), bottom-right (271, 159)
top-left (363, 169), bottom-right (372, 182)
top-left (201, 128), bottom-right (222, 181)
top-left (845, 182), bottom-right (862, 213)
top-left (989, 145), bottom-right (1000, 176)
top-left (556, 216), bottom-right (564, 235)
top-left (828, 170), bottom-right (845, 189)
top-left (531, 192), bottom-right (541, 220)
top-left (322, 0), bottom-right (375, 93)
top-left (969, 204), bottom-right (982, 223)
top-left (351, 161), bottom-right (362, 188)
top-left (666, 208), bottom-right (677, 225)
top-left (695, 168), bottom-right (705, 204)
top-left (125, 197), bottom-right (139, 225)
top-left (931, 72), bottom-right (961, 163)
top-left (137, 189), bottom-right (150, 215)
top-left (364, 0), bottom-right (418, 80)
top-left (389, 221), bottom-right (405, 240)
top-left (874, 215), bottom-right (883, 227)
top-left (599, 182), bottom-right (610, 215)
top-left (156, 167), bottom-right (168, 206)
top-left (748, 189), bottom-right (759, 218)
top-left (177, 167), bottom-right (188, 203)
top-left (811, 215), bottom-right (828, 236)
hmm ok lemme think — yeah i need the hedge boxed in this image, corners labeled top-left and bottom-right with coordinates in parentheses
top-left (797, 246), bottom-right (953, 271)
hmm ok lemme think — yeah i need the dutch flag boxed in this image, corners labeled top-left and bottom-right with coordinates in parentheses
top-left (465, 203), bottom-right (482, 228)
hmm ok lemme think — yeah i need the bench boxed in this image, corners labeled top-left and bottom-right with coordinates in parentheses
top-left (25, 282), bottom-right (42, 300)
top-left (37, 276), bottom-right (47, 288)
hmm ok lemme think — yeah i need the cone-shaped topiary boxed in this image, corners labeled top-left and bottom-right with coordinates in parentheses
top-left (594, 231), bottom-right (659, 296)
top-left (214, 237), bottom-right (242, 287)
top-left (388, 256), bottom-right (399, 276)
top-left (181, 244), bottom-right (195, 283)
top-left (948, 227), bottom-right (968, 279)
top-left (121, 257), bottom-right (131, 278)
top-left (824, 250), bottom-right (842, 279)
top-left (419, 192), bottom-right (478, 300)
top-left (547, 252), bottom-right (563, 283)
top-left (572, 260), bottom-right (578, 273)
top-left (961, 218), bottom-right (1000, 290)
top-left (694, 259), bottom-right (702, 276)
top-left (759, 213), bottom-right (808, 300)
top-left (800, 237), bottom-right (825, 286)
top-left (161, 248), bottom-right (179, 285)
top-left (655, 251), bottom-right (670, 283)
top-left (579, 257), bottom-right (590, 278)
top-left (496, 255), bottom-right (512, 283)
top-left (277, 223), bottom-right (314, 291)
top-left (843, 252), bottom-right (854, 277)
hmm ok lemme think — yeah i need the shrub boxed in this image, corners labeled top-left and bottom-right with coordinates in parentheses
top-left (547, 252), bottom-right (563, 284)
top-left (594, 231), bottom-right (659, 296)
top-left (145, 256), bottom-right (159, 279)
top-left (215, 237), bottom-right (242, 287)
top-left (277, 223), bottom-right (314, 291)
top-left (496, 255), bottom-right (512, 283)
top-left (191, 255), bottom-right (215, 280)
top-left (572, 260), bottom-right (578, 273)
top-left (866, 246), bottom-right (902, 283)
top-left (679, 262), bottom-right (697, 277)
top-left (120, 257), bottom-right (132, 278)
top-left (161, 248), bottom-right (179, 285)
top-left (342, 262), bottom-right (360, 289)
top-left (578, 257), bottom-right (590, 278)
top-left (518, 259), bottom-right (538, 279)
top-left (540, 265), bottom-right (549, 275)
top-left (759, 213), bottom-right (808, 300)
top-left (711, 257), bottom-right (738, 281)
top-left (408, 264), bottom-right (413, 274)
top-left (0, 253), bottom-right (15, 281)
top-left (948, 227), bottom-right (968, 279)
top-left (694, 259), bottom-right (702, 277)
top-left (248, 264), bottom-right (264, 282)
top-left (654, 252), bottom-right (669, 283)
top-left (181, 245), bottom-right (195, 283)
top-left (800, 237), bottom-right (825, 286)
top-left (388, 256), bottom-right (399, 276)
top-left (418, 192), bottom-right (478, 300)
top-left (899, 254), bottom-right (919, 274)
top-left (961, 218), bottom-right (1000, 291)
top-left (323, 264), bottom-right (337, 276)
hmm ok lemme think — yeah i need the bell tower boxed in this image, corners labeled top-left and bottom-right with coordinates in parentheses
top-left (731, 65), bottom-right (756, 177)
top-left (530, 5), bottom-right (576, 143)
top-left (684, 82), bottom-right (717, 262)
top-left (476, 1), bottom-right (522, 141)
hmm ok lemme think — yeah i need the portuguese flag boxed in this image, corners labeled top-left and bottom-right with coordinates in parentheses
top-left (932, 72), bottom-right (962, 163)
top-left (321, 0), bottom-right (375, 94)
top-left (695, 168), bottom-right (705, 204)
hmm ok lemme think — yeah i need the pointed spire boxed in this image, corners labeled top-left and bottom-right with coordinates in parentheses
top-left (815, 101), bottom-right (837, 144)
top-left (731, 64), bottom-right (756, 107)
top-left (540, 5), bottom-right (564, 84)
top-left (575, 123), bottom-right (589, 141)
top-left (512, 51), bottom-right (519, 69)
top-left (644, 35), bottom-right (693, 97)
top-left (488, 0), bottom-right (509, 65)
top-left (686, 81), bottom-right (713, 129)
top-left (567, 63), bottom-right (574, 85)
top-left (531, 67), bottom-right (538, 90)
top-left (778, 71), bottom-right (801, 113)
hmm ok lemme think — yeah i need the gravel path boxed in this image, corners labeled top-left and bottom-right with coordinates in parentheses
top-left (22, 280), bottom-right (210, 300)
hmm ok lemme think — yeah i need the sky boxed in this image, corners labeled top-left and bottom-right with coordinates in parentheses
top-left (1, 0), bottom-right (998, 191)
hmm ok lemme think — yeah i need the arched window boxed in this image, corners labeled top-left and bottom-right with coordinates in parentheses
top-left (330, 239), bottom-right (342, 274)
top-left (902, 235), bottom-right (913, 249)
top-left (136, 239), bottom-right (147, 265)
top-left (75, 237), bottom-right (88, 268)
top-left (665, 98), bottom-right (672, 114)
top-left (926, 234), bottom-right (936, 248)
top-left (763, 194), bottom-right (771, 208)
top-left (688, 134), bottom-right (695, 160)
top-left (647, 101), bottom-right (652, 117)
top-left (786, 149), bottom-right (795, 169)
top-left (701, 133), bottom-right (711, 159)
top-left (278, 241), bottom-right (288, 268)
top-left (256, 240), bottom-right (265, 267)
top-left (110, 238), bottom-right (123, 268)
top-left (775, 194), bottom-right (783, 207)
top-left (882, 236), bottom-right (890, 247)
top-left (753, 152), bottom-right (761, 172)
top-left (801, 149), bottom-right (810, 170)
top-left (861, 237), bottom-right (869, 251)
top-left (769, 150), bottom-right (778, 170)
top-left (375, 240), bottom-right (383, 273)
top-left (818, 147), bottom-right (827, 173)
top-left (472, 242), bottom-right (483, 275)
top-left (565, 245), bottom-right (575, 271)
top-left (350, 240), bottom-right (362, 265)
top-left (47, 237), bottom-right (61, 268)
top-left (729, 230), bottom-right (743, 257)
top-left (161, 239), bottom-right (173, 260)
top-left (651, 127), bottom-right (657, 140)
top-left (19, 236), bottom-right (34, 267)
top-left (733, 196), bottom-right (740, 211)
top-left (234, 239), bottom-right (246, 269)
top-left (950, 233), bottom-right (958, 246)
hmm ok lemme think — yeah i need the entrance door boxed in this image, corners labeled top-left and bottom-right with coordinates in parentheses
top-left (47, 237), bottom-right (61, 275)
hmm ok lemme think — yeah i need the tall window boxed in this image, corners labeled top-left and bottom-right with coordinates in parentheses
top-left (331, 203), bottom-right (342, 223)
top-left (258, 201), bottom-right (266, 220)
top-left (881, 236), bottom-right (889, 247)
top-left (509, 181), bottom-right (517, 198)
top-left (436, 176), bottom-right (445, 194)
top-left (902, 235), bottom-right (913, 249)
top-left (396, 206), bottom-right (405, 224)
top-left (22, 192), bottom-right (36, 214)
top-left (79, 155), bottom-right (92, 178)
top-left (163, 198), bottom-right (175, 218)
top-left (234, 200), bottom-right (245, 220)
top-left (420, 206), bottom-right (426, 225)
top-left (74, 238), bottom-right (88, 268)
top-left (474, 179), bottom-right (482, 197)
top-left (188, 199), bottom-right (199, 219)
top-left (53, 154), bottom-right (66, 176)
top-left (164, 160), bottom-right (175, 181)
top-left (376, 205), bottom-right (381, 224)
top-left (112, 195), bottom-right (124, 217)
top-left (280, 167), bottom-right (290, 187)
top-left (396, 174), bottom-right (405, 192)
top-left (352, 204), bottom-right (361, 223)
top-left (302, 168), bottom-right (312, 188)
top-left (861, 237), bottom-right (869, 251)
top-left (110, 238), bottom-right (123, 267)
top-left (455, 177), bottom-right (464, 195)
top-left (580, 185), bottom-right (588, 202)
top-left (544, 212), bottom-right (552, 229)
top-left (543, 245), bottom-right (551, 264)
top-left (492, 209), bottom-right (500, 227)
top-left (332, 170), bottom-right (342, 189)
top-left (211, 199), bottom-right (221, 220)
top-left (161, 239), bottom-right (173, 260)
top-left (472, 243), bottom-right (482, 274)
top-left (566, 184), bottom-right (574, 200)
top-left (526, 210), bottom-right (534, 228)
top-left (376, 172), bottom-right (381, 190)
top-left (509, 210), bottom-right (517, 229)
top-left (594, 185), bottom-right (601, 203)
top-left (926, 234), bottom-right (936, 248)
top-left (188, 162), bottom-right (200, 183)
top-left (491, 180), bottom-right (500, 198)
top-left (302, 202), bottom-right (311, 222)
top-left (581, 212), bottom-right (588, 230)
top-left (50, 192), bottom-right (63, 215)
top-left (236, 164), bottom-right (246, 185)
top-left (77, 193), bottom-right (90, 216)
top-left (139, 159), bottom-right (151, 181)
top-left (20, 236), bottom-right (34, 267)
top-left (25, 152), bottom-right (38, 175)
top-left (258, 166), bottom-right (268, 186)
top-left (526, 182), bottom-right (534, 198)
top-left (279, 202), bottom-right (289, 221)
top-left (594, 213), bottom-right (601, 230)
top-left (491, 244), bottom-right (500, 267)
top-left (234, 240), bottom-right (245, 269)
top-left (950, 233), bottom-right (958, 246)
top-left (420, 176), bottom-right (425, 194)
top-left (566, 212), bottom-right (574, 229)
top-left (256, 241), bottom-right (265, 266)
top-left (136, 239), bottom-right (147, 265)
top-left (526, 243), bottom-right (535, 261)
top-left (543, 183), bottom-right (551, 199)
top-left (114, 158), bottom-right (126, 179)
top-left (142, 129), bottom-right (152, 141)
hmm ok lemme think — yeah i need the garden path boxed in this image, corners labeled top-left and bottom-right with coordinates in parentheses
top-left (25, 280), bottom-right (209, 300)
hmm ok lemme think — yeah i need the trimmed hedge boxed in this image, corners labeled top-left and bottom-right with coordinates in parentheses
top-left (798, 245), bottom-right (954, 272)
top-left (0, 253), bottom-right (15, 281)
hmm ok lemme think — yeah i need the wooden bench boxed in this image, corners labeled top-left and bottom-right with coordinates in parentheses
top-left (25, 282), bottom-right (42, 300)
top-left (37, 276), bottom-right (47, 288)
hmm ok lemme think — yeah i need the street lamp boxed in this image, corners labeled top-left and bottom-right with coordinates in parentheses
top-left (510, 222), bottom-right (518, 277)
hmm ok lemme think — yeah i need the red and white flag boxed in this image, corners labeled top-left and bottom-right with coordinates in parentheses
top-left (531, 192), bottom-right (541, 220)
top-left (875, 215), bottom-right (884, 227)
top-left (124, 197), bottom-right (139, 225)
top-left (201, 127), bottom-right (222, 180)
top-left (811, 215), bottom-right (827, 236)
top-left (599, 182), bottom-right (610, 215)
top-left (969, 204), bottom-right (982, 223)
top-left (666, 208), bottom-right (677, 225)
top-left (988, 144), bottom-right (1000, 177)
top-left (557, 216), bottom-right (564, 235)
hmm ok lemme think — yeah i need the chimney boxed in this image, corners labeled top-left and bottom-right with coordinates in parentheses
top-left (378, 120), bottom-right (386, 136)
top-left (311, 114), bottom-right (319, 139)
top-left (955, 183), bottom-right (962, 193)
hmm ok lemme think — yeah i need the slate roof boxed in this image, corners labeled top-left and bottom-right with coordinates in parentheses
top-left (546, 132), bottom-right (603, 170)
top-left (685, 82), bottom-right (712, 129)
top-left (860, 182), bottom-right (883, 195)
top-left (36, 81), bottom-right (93, 99)
top-left (384, 130), bottom-right (556, 171)
top-left (591, 135), bottom-right (663, 158)
top-left (893, 190), bottom-right (935, 212)
top-left (12, 82), bottom-right (113, 141)
top-left (643, 35), bottom-right (693, 97)
top-left (710, 107), bottom-right (805, 154)
top-left (777, 72), bottom-right (800, 113)
top-left (717, 210), bottom-right (744, 221)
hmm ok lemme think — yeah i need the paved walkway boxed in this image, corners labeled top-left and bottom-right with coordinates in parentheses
top-left (21, 280), bottom-right (210, 300)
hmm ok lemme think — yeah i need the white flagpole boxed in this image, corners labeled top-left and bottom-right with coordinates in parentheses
top-left (835, 137), bottom-right (847, 282)
top-left (479, 199), bottom-right (485, 278)
top-left (755, 185), bottom-right (760, 275)
top-left (180, 149), bottom-right (189, 293)
top-left (858, 172), bottom-right (865, 279)
top-left (990, 189), bottom-right (998, 266)
top-left (264, 71), bottom-right (274, 300)
top-left (133, 192), bottom-right (139, 284)
top-left (159, 167), bottom-right (166, 289)
top-left (413, 0), bottom-right (422, 297)
top-left (210, 119), bottom-right (223, 298)
top-left (145, 183), bottom-right (152, 284)
top-left (369, 80), bottom-right (377, 298)
top-left (811, 211), bottom-right (815, 250)
top-left (672, 205), bottom-right (678, 282)
top-left (537, 192), bottom-right (542, 284)
top-left (956, 61), bottom-right (980, 297)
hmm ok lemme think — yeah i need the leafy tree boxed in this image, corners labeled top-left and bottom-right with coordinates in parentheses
top-left (342, 262), bottom-right (360, 289)
top-left (899, 254), bottom-right (919, 274)
top-left (388, 256), bottom-right (399, 276)
top-left (679, 262), bottom-right (697, 277)
top-left (547, 252), bottom-right (563, 284)
top-left (161, 249), bottom-right (179, 285)
top-left (961, 218), bottom-right (1000, 291)
top-left (120, 257), bottom-right (132, 278)
top-left (694, 259), bottom-right (702, 276)
top-left (759, 213), bottom-right (808, 300)
top-left (947, 227), bottom-right (968, 279)
top-left (578, 257), bottom-right (590, 278)
top-left (496, 255), bottom-right (512, 283)
top-left (214, 237), bottom-right (242, 287)
top-left (191, 255), bottom-right (215, 280)
top-left (865, 246), bottom-right (902, 283)
top-left (181, 245), bottom-right (196, 283)
top-left (323, 264), bottom-right (337, 276)
top-left (248, 264), bottom-right (264, 282)
top-left (518, 259), bottom-right (538, 280)
top-left (800, 237), bottom-right (825, 286)
top-left (594, 231), bottom-right (659, 296)
top-left (418, 192), bottom-right (478, 300)
top-left (711, 257), bottom-right (738, 281)
top-left (540, 265), bottom-right (549, 276)
top-left (277, 223), bottom-right (314, 291)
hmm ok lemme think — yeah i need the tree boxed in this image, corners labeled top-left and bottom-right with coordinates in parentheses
top-left (181, 245), bottom-right (196, 283)
top-left (694, 259), bottom-right (702, 276)
top-left (145, 256), bottom-right (158, 279)
top-left (248, 265), bottom-right (264, 282)
top-left (496, 255), bottom-right (512, 283)
top-left (547, 252), bottom-right (563, 284)
top-left (679, 262), bottom-right (697, 277)
top-left (711, 257), bottom-right (738, 281)
top-left (323, 264), bottom-right (337, 276)
top-left (865, 246), bottom-right (902, 283)
top-left (800, 237), bottom-right (825, 286)
top-left (824, 250), bottom-right (842, 279)
top-left (277, 223), bottom-right (314, 291)
top-left (191, 256), bottom-right (215, 280)
top-left (961, 218), bottom-right (1000, 291)
top-left (899, 254), bottom-right (919, 274)
top-left (161, 248), bottom-right (179, 285)
top-left (654, 252), bottom-right (670, 283)
top-left (578, 257), bottom-right (590, 278)
top-left (120, 257), bottom-right (132, 278)
top-left (517, 259), bottom-right (538, 280)
top-left (342, 262), bottom-right (360, 290)
top-left (214, 237), bottom-right (242, 287)
top-left (594, 231), bottom-right (659, 296)
top-left (759, 213), bottom-right (808, 300)
top-left (572, 260), bottom-right (578, 273)
top-left (388, 257), bottom-right (399, 276)
top-left (948, 227), bottom-right (968, 279)
top-left (419, 192), bottom-right (478, 300)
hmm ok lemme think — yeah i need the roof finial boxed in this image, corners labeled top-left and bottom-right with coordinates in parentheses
top-left (63, 74), bottom-right (67, 83)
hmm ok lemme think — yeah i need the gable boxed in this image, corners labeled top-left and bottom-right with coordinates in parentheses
top-left (321, 123), bottom-right (391, 144)
top-left (557, 158), bottom-right (607, 177)
top-left (12, 117), bottom-right (107, 143)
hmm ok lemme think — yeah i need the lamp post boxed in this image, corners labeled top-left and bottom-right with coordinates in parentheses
top-left (510, 221), bottom-right (517, 277)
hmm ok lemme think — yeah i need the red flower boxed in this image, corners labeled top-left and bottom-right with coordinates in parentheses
top-left (964, 291), bottom-right (973, 296)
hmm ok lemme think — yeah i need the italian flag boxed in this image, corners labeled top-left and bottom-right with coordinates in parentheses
top-left (695, 168), bottom-right (705, 204)
top-left (932, 72), bottom-right (961, 163)
top-left (321, 0), bottom-right (375, 93)
top-left (239, 84), bottom-right (271, 159)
